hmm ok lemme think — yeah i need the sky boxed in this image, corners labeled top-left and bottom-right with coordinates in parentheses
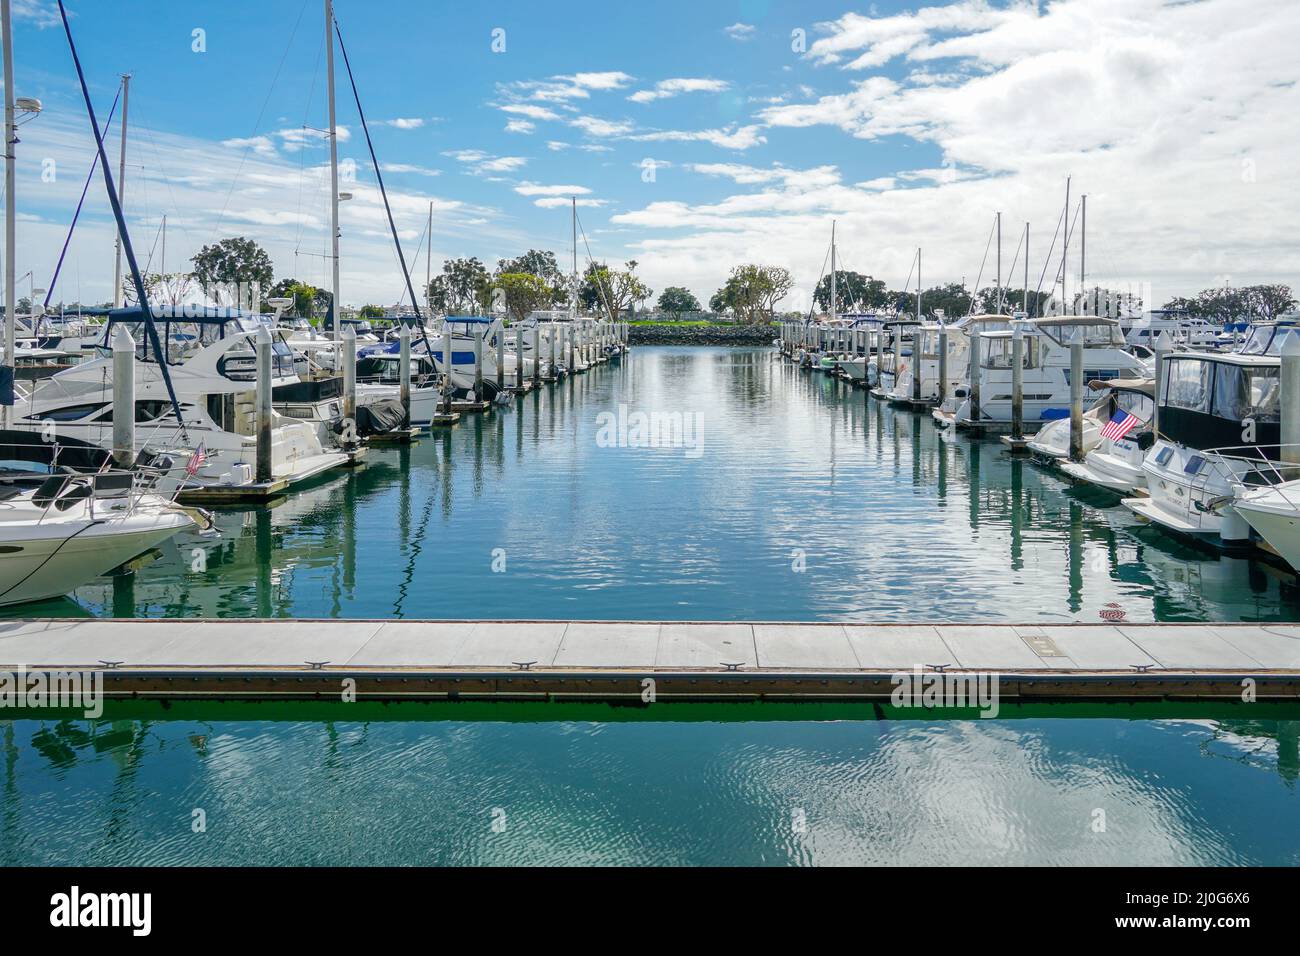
top-left (3, 0), bottom-right (1299, 313)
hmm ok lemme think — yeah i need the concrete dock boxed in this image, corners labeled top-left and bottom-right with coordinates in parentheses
top-left (1, 620), bottom-right (1298, 703)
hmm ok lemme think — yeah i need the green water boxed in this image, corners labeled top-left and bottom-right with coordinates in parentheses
top-left (4, 704), bottom-right (1298, 866)
top-left (11, 346), bottom-right (1300, 622)
top-left (4, 347), bottom-right (1298, 865)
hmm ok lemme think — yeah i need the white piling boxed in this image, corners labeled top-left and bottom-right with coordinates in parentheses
top-left (443, 324), bottom-right (455, 414)
top-left (255, 326), bottom-right (273, 484)
top-left (473, 325), bottom-right (484, 397)
top-left (342, 326), bottom-right (357, 427)
top-left (1011, 322), bottom-right (1024, 441)
top-left (1153, 330), bottom-right (1172, 441)
top-left (1282, 333), bottom-right (1300, 465)
top-left (1069, 336), bottom-right (1084, 462)
top-left (399, 324), bottom-right (412, 426)
top-left (111, 323), bottom-right (136, 467)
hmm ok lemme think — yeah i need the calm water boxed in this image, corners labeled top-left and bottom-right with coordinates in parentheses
top-left (3, 706), bottom-right (1298, 865)
top-left (5, 346), bottom-right (1300, 865)
top-left (11, 345), bottom-right (1300, 622)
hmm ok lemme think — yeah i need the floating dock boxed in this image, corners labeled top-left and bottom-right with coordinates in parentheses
top-left (1, 620), bottom-right (1297, 703)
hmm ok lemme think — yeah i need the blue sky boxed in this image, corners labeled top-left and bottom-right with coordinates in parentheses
top-left (5, 0), bottom-right (1299, 311)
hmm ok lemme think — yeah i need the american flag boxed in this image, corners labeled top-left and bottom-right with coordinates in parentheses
top-left (1100, 409), bottom-right (1141, 442)
top-left (185, 443), bottom-right (207, 476)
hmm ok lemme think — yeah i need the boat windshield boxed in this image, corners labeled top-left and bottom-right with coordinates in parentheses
top-left (1114, 389), bottom-right (1154, 422)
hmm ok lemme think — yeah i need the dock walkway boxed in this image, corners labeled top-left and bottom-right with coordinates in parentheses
top-left (2, 620), bottom-right (1298, 702)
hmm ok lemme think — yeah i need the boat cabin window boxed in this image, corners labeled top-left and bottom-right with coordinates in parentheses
top-left (1211, 364), bottom-right (1279, 422)
top-left (24, 402), bottom-right (108, 423)
top-left (981, 337), bottom-right (1034, 370)
top-left (1163, 358), bottom-right (1212, 413)
top-left (89, 400), bottom-right (174, 424)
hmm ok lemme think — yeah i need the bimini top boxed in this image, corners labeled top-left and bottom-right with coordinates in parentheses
top-left (1165, 348), bottom-right (1281, 367)
top-left (444, 315), bottom-right (494, 324)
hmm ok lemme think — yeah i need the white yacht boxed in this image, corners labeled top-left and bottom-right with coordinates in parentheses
top-left (1232, 475), bottom-right (1300, 571)
top-left (930, 314), bottom-right (1015, 427)
top-left (0, 470), bottom-right (197, 606)
top-left (1027, 378), bottom-right (1154, 462)
top-left (1056, 380), bottom-right (1157, 493)
top-left (949, 316), bottom-right (1148, 430)
top-left (12, 307), bottom-right (352, 492)
top-left (887, 319), bottom-right (970, 405)
top-left (1123, 349), bottom-right (1281, 548)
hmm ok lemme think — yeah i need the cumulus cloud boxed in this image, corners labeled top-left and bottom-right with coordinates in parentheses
top-left (627, 124), bottom-right (767, 150)
top-left (628, 78), bottom-right (730, 103)
top-left (724, 22), bottom-right (756, 41)
top-left (442, 149), bottom-right (528, 174)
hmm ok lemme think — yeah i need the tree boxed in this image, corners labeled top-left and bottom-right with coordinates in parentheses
top-left (428, 257), bottom-right (491, 315)
top-left (1161, 284), bottom-right (1294, 322)
top-left (813, 271), bottom-right (888, 314)
top-left (190, 237), bottom-right (274, 304)
top-left (708, 289), bottom-right (731, 317)
top-left (975, 286), bottom-right (1051, 317)
top-left (495, 272), bottom-right (555, 323)
top-left (497, 249), bottom-right (569, 305)
top-left (714, 264), bottom-right (791, 324)
top-left (138, 272), bottom-right (196, 308)
top-left (269, 278), bottom-right (319, 319)
top-left (657, 286), bottom-right (701, 313)
top-left (917, 283), bottom-right (971, 320)
top-left (359, 304), bottom-right (385, 319)
top-left (1242, 284), bottom-right (1296, 321)
top-left (580, 260), bottom-right (651, 321)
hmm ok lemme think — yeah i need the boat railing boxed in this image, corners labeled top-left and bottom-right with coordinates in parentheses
top-left (1202, 444), bottom-right (1300, 507)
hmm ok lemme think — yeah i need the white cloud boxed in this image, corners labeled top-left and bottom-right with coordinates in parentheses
top-left (628, 78), bottom-right (730, 103)
top-left (500, 104), bottom-right (563, 121)
top-left (534, 197), bottom-right (606, 209)
top-left (614, 0), bottom-right (1300, 310)
top-left (442, 149), bottom-right (528, 174)
top-left (503, 71), bottom-right (634, 103)
top-left (380, 163), bottom-right (441, 177)
top-left (628, 124), bottom-right (767, 150)
top-left (724, 22), bottom-right (756, 41)
top-left (13, 0), bottom-right (61, 27)
top-left (505, 119), bottom-right (536, 134)
top-left (514, 183), bottom-right (593, 197)
top-left (384, 118), bottom-right (426, 130)
top-left (569, 115), bottom-right (635, 138)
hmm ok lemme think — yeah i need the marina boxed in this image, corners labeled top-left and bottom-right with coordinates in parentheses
top-left (0, 0), bottom-right (1298, 884)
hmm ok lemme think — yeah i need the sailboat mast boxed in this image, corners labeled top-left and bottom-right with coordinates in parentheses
top-left (425, 201), bottom-right (431, 315)
top-left (571, 197), bottom-right (577, 320)
top-left (995, 211), bottom-right (1001, 314)
top-left (2, 0), bottom-right (13, 427)
top-left (1080, 193), bottom-right (1087, 315)
top-left (1060, 176), bottom-right (1070, 314)
top-left (325, 0), bottom-right (341, 339)
top-left (111, 73), bottom-right (129, 308)
top-left (829, 220), bottom-right (837, 324)
top-left (1023, 222), bottom-right (1029, 315)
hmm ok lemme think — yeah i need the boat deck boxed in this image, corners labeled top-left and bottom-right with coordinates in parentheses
top-left (2, 620), bottom-right (1297, 702)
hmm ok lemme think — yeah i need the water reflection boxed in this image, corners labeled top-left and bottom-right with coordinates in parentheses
top-left (3, 346), bottom-right (1295, 622)
top-left (2, 713), bottom-right (1296, 865)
